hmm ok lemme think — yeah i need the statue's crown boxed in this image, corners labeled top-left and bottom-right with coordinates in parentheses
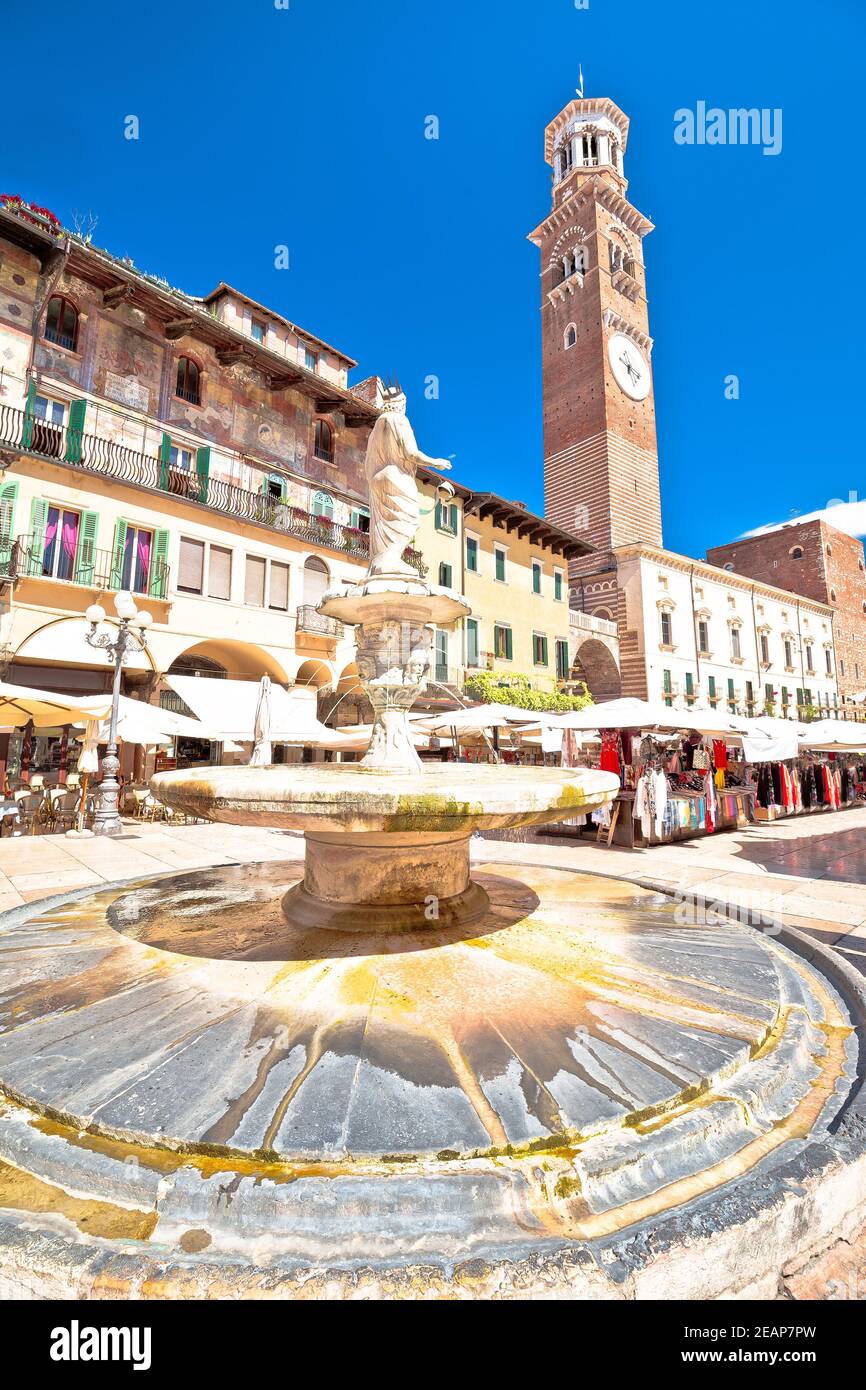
top-left (381, 377), bottom-right (406, 412)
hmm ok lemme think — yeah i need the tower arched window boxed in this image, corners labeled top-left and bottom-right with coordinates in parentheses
top-left (44, 296), bottom-right (79, 351)
top-left (558, 141), bottom-right (574, 180)
top-left (312, 489), bottom-right (335, 520)
top-left (564, 324), bottom-right (577, 350)
top-left (314, 418), bottom-right (334, 463)
top-left (609, 141), bottom-right (619, 171)
top-left (581, 133), bottom-right (599, 166)
top-left (175, 356), bottom-right (201, 405)
top-left (790, 545), bottom-right (804, 559)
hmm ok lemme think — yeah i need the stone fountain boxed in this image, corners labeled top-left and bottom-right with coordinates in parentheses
top-left (150, 390), bottom-right (618, 933)
top-left (0, 400), bottom-right (863, 1301)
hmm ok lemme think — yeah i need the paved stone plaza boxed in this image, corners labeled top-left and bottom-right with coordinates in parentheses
top-left (0, 810), bottom-right (864, 1299)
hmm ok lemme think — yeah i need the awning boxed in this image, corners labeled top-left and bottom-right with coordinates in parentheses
top-left (0, 679), bottom-right (112, 729)
top-left (166, 676), bottom-right (354, 748)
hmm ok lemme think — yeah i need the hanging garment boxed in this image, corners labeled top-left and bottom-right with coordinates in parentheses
top-left (600, 730), bottom-right (621, 777)
top-left (634, 773), bottom-right (655, 842)
top-left (653, 768), bottom-right (669, 840)
top-left (704, 772), bottom-right (717, 833)
top-left (712, 740), bottom-right (728, 771)
top-left (715, 767), bottom-right (726, 790)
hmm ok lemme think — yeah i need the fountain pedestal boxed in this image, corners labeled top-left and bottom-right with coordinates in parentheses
top-left (319, 574), bottom-right (470, 775)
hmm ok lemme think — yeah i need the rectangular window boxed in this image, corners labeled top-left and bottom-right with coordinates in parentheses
top-left (170, 445), bottom-right (193, 471)
top-left (178, 537), bottom-right (205, 594)
top-left (727, 677), bottom-right (736, 711)
top-left (32, 395), bottom-right (65, 456)
top-left (466, 536), bottom-right (478, 572)
top-left (662, 669), bottom-right (672, 707)
top-left (244, 555), bottom-right (266, 607)
top-left (745, 680), bottom-right (755, 712)
top-left (269, 561), bottom-right (289, 611)
top-left (806, 644), bottom-right (814, 673)
top-left (533, 632), bottom-right (548, 666)
top-left (466, 618), bottom-right (479, 667)
top-left (760, 634), bottom-right (770, 664)
top-left (660, 610), bottom-right (672, 646)
top-left (781, 686), bottom-right (789, 708)
top-left (784, 639), bottom-right (793, 667)
top-left (208, 545), bottom-right (232, 601)
top-left (250, 319), bottom-right (266, 344)
top-left (532, 561), bottom-right (542, 595)
top-left (41, 506), bottom-right (80, 580)
top-left (434, 629), bottom-right (449, 683)
top-left (494, 546), bottom-right (506, 582)
top-left (707, 675), bottom-right (717, 702)
top-left (554, 570), bottom-right (563, 602)
top-left (350, 507), bottom-right (370, 533)
top-left (304, 347), bottom-right (318, 372)
top-left (698, 619), bottom-right (709, 653)
top-left (555, 638), bottom-right (569, 679)
top-left (438, 562), bottom-right (453, 589)
top-left (435, 501), bottom-right (457, 534)
top-left (494, 624), bottom-right (512, 660)
top-left (825, 647), bottom-right (832, 675)
top-left (731, 627), bottom-right (741, 660)
top-left (765, 682), bottom-right (774, 706)
top-left (685, 672), bottom-right (694, 701)
top-left (122, 525), bottom-right (153, 594)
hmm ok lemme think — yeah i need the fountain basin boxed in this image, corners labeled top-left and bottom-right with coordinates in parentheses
top-left (151, 764), bottom-right (620, 931)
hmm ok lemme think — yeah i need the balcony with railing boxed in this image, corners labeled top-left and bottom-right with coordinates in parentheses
top-left (295, 605), bottom-right (344, 640)
top-left (0, 402), bottom-right (427, 575)
top-left (10, 533), bottom-right (170, 599)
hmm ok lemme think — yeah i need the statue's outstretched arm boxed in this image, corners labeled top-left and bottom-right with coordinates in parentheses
top-left (412, 449), bottom-right (452, 471)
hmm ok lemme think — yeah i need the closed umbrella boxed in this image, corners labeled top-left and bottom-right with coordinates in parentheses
top-left (249, 676), bottom-right (273, 766)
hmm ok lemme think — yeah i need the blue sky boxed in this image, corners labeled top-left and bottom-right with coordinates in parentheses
top-left (4, 0), bottom-right (864, 555)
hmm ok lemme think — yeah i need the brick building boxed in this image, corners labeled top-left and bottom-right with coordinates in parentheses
top-left (529, 90), bottom-right (853, 717)
top-left (708, 521), bottom-right (866, 708)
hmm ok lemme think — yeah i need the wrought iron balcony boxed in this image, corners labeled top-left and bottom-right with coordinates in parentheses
top-left (295, 605), bottom-right (344, 639)
top-left (12, 533), bottom-right (170, 599)
top-left (0, 402), bottom-right (427, 576)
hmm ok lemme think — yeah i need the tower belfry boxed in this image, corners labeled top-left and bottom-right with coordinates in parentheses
top-left (528, 91), bottom-right (662, 584)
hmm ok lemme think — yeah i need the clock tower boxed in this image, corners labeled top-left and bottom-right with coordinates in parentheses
top-left (528, 94), bottom-right (662, 585)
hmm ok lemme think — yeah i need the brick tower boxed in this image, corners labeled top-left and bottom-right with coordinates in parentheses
top-left (528, 94), bottom-right (662, 583)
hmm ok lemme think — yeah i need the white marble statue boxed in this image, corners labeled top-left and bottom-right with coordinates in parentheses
top-left (365, 391), bottom-right (452, 577)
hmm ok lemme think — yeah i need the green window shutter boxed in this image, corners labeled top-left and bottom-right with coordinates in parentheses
top-left (158, 433), bottom-right (172, 490)
top-left (554, 572), bottom-right (562, 601)
top-left (110, 518), bottom-right (128, 589)
top-left (64, 399), bottom-right (87, 464)
top-left (663, 669), bottom-right (672, 693)
top-left (541, 636), bottom-right (548, 666)
top-left (74, 510), bottom-right (99, 584)
top-left (149, 528), bottom-right (170, 598)
top-left (435, 501), bottom-right (443, 529)
top-left (0, 480), bottom-right (18, 542)
top-left (505, 627), bottom-right (513, 661)
top-left (707, 675), bottom-right (716, 698)
top-left (685, 672), bottom-right (694, 696)
top-left (22, 379), bottom-right (36, 449)
top-left (450, 504), bottom-right (457, 531)
top-left (195, 446), bottom-right (211, 504)
top-left (26, 497), bottom-right (49, 575)
top-left (495, 549), bottom-right (505, 582)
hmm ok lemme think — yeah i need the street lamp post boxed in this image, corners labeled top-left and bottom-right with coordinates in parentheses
top-left (84, 591), bottom-right (152, 836)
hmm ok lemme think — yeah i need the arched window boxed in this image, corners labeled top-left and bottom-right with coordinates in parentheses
top-left (790, 545), bottom-right (804, 559)
top-left (303, 555), bottom-right (330, 606)
top-left (175, 356), bottom-right (200, 405)
top-left (564, 324), bottom-right (577, 349)
top-left (312, 489), bottom-right (334, 520)
top-left (44, 296), bottom-right (79, 351)
top-left (314, 419), bottom-right (334, 463)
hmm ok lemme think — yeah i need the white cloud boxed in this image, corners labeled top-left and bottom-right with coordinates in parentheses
top-left (740, 499), bottom-right (866, 540)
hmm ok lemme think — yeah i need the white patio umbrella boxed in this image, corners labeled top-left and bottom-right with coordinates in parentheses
top-left (249, 675), bottom-right (273, 766)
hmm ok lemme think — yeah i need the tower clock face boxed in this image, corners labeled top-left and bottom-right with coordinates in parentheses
top-left (608, 332), bottom-right (651, 401)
